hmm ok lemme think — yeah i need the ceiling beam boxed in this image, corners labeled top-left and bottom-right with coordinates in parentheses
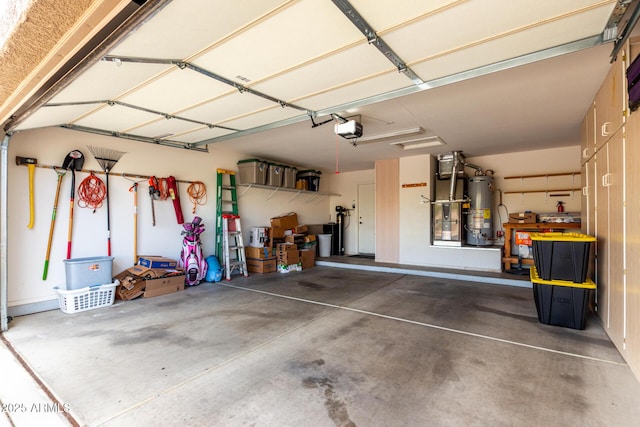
top-left (331, 0), bottom-right (424, 85)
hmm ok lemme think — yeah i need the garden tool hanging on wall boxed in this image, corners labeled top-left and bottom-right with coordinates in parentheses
top-left (88, 146), bottom-right (125, 256)
top-left (167, 176), bottom-right (184, 224)
top-left (148, 176), bottom-right (160, 226)
top-left (62, 150), bottom-right (85, 259)
top-left (126, 176), bottom-right (146, 264)
top-left (42, 166), bottom-right (66, 280)
top-left (15, 156), bottom-right (38, 228)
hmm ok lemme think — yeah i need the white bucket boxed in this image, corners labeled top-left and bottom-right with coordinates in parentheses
top-left (318, 234), bottom-right (332, 257)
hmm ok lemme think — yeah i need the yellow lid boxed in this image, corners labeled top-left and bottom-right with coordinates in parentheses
top-left (529, 266), bottom-right (596, 289)
top-left (530, 232), bottom-right (596, 242)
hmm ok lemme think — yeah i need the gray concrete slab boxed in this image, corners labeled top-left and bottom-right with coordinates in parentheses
top-left (3, 266), bottom-right (640, 426)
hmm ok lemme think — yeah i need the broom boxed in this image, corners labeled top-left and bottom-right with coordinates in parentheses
top-left (88, 145), bottom-right (125, 256)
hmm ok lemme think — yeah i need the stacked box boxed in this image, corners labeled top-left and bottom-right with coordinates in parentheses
top-left (113, 266), bottom-right (185, 300)
top-left (245, 246), bottom-right (272, 259)
top-left (284, 234), bottom-right (306, 247)
top-left (530, 266), bottom-right (594, 330)
top-left (247, 257), bottom-right (276, 274)
top-left (138, 256), bottom-right (178, 269)
top-left (531, 232), bottom-right (596, 283)
top-left (276, 243), bottom-right (300, 265)
top-left (249, 227), bottom-right (269, 247)
top-left (270, 213), bottom-right (298, 229)
top-left (509, 212), bottom-right (536, 223)
top-left (300, 249), bottom-right (315, 269)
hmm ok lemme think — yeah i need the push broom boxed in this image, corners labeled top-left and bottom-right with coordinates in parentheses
top-left (88, 146), bottom-right (125, 256)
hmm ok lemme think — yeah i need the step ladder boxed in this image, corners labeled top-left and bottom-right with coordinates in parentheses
top-left (222, 213), bottom-right (248, 280)
top-left (216, 168), bottom-right (239, 258)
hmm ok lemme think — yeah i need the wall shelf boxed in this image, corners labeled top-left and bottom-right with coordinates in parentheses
top-left (503, 188), bottom-right (582, 195)
top-left (238, 183), bottom-right (340, 202)
top-left (504, 171), bottom-right (580, 180)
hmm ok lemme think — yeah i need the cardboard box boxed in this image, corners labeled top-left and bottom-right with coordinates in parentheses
top-left (269, 226), bottom-right (286, 239)
top-left (114, 266), bottom-right (185, 300)
top-left (116, 279), bottom-right (146, 301)
top-left (304, 234), bottom-right (316, 242)
top-left (143, 275), bottom-right (185, 298)
top-left (270, 213), bottom-right (298, 229)
top-left (247, 257), bottom-right (276, 274)
top-left (295, 224), bottom-right (308, 234)
top-left (276, 249), bottom-right (300, 265)
top-left (509, 213), bottom-right (537, 224)
top-left (138, 256), bottom-right (178, 269)
top-left (284, 234), bottom-right (305, 246)
top-left (245, 246), bottom-right (272, 259)
top-left (300, 249), bottom-right (315, 269)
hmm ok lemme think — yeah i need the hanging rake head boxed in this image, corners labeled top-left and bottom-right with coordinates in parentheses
top-left (88, 145), bottom-right (126, 173)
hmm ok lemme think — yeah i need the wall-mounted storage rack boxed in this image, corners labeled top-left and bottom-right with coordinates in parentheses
top-left (502, 171), bottom-right (581, 196)
top-left (503, 188), bottom-right (581, 195)
top-left (503, 171), bottom-right (580, 180)
top-left (238, 183), bottom-right (340, 203)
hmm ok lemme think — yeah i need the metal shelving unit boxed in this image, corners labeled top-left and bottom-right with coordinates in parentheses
top-left (238, 183), bottom-right (340, 202)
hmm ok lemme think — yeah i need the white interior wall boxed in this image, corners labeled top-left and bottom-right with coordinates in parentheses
top-left (398, 155), bottom-right (432, 264)
top-left (323, 146), bottom-right (582, 272)
top-left (7, 127), bottom-right (583, 311)
top-left (7, 127), bottom-right (329, 311)
top-left (465, 146), bottom-right (582, 239)
top-left (398, 155), bottom-right (502, 271)
top-left (326, 169), bottom-right (375, 255)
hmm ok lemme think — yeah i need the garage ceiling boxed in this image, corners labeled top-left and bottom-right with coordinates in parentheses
top-left (7, 0), bottom-right (636, 171)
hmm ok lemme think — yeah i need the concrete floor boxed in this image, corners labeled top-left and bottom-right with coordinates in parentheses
top-left (2, 262), bottom-right (640, 426)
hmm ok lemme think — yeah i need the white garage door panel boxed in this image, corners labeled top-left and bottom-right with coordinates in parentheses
top-left (251, 43), bottom-right (394, 102)
top-left (386, 2), bottom-right (614, 65)
top-left (73, 104), bottom-right (158, 131)
top-left (124, 116), bottom-right (208, 138)
top-left (298, 71), bottom-right (411, 111)
top-left (180, 91), bottom-right (276, 126)
top-left (111, 0), bottom-right (289, 60)
top-left (14, 104), bottom-right (99, 131)
top-left (119, 68), bottom-right (232, 114)
top-left (193, 0), bottom-right (363, 84)
top-left (411, 9), bottom-right (612, 83)
top-left (220, 106), bottom-right (303, 130)
top-left (49, 61), bottom-right (171, 104)
top-left (174, 126), bottom-right (236, 143)
top-left (348, 0), bottom-right (457, 32)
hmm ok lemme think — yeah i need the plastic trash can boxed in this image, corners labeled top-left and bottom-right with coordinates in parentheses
top-left (318, 234), bottom-right (332, 257)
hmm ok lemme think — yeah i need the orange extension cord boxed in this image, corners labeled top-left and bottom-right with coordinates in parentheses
top-left (187, 181), bottom-right (207, 214)
top-left (157, 177), bottom-right (169, 200)
top-left (77, 172), bottom-right (106, 212)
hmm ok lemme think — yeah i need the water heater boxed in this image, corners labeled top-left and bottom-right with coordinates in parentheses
top-left (466, 175), bottom-right (494, 246)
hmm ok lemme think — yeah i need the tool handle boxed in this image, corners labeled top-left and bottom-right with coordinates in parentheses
top-left (27, 164), bottom-right (35, 228)
top-left (43, 260), bottom-right (50, 280)
top-left (43, 176), bottom-right (63, 280)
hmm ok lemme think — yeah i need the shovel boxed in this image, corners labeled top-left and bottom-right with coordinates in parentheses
top-left (15, 156), bottom-right (38, 228)
top-left (62, 150), bottom-right (85, 259)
